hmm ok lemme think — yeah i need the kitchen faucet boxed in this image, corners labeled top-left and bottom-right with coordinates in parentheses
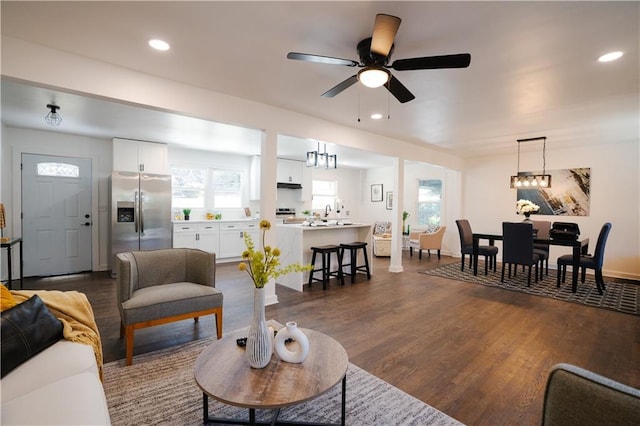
top-left (325, 204), bottom-right (332, 217)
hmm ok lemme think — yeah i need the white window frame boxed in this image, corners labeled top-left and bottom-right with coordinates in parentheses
top-left (311, 180), bottom-right (337, 211)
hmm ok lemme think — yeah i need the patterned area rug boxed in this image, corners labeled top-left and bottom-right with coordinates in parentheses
top-left (103, 335), bottom-right (462, 426)
top-left (421, 262), bottom-right (639, 316)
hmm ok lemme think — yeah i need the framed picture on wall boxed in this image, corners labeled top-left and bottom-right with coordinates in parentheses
top-left (386, 192), bottom-right (393, 209)
top-left (371, 184), bottom-right (383, 202)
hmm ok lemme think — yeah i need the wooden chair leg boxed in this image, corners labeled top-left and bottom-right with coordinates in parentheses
top-left (125, 325), bottom-right (134, 366)
top-left (215, 311), bottom-right (223, 339)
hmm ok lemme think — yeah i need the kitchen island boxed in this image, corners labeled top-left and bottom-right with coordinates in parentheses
top-left (276, 223), bottom-right (373, 291)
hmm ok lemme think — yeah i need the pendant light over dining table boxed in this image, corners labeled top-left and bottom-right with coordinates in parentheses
top-left (306, 142), bottom-right (337, 169)
top-left (510, 136), bottom-right (552, 188)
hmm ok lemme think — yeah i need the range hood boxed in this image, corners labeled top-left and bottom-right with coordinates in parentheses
top-left (277, 182), bottom-right (303, 189)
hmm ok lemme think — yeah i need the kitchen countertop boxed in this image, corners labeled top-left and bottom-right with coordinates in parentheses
top-left (277, 222), bottom-right (371, 230)
top-left (172, 218), bottom-right (259, 224)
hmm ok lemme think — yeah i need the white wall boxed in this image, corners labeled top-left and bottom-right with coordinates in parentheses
top-left (360, 166), bottom-right (395, 227)
top-left (464, 140), bottom-right (639, 280)
top-left (1, 127), bottom-right (113, 272)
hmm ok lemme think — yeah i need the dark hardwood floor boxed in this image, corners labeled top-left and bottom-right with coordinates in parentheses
top-left (21, 252), bottom-right (640, 425)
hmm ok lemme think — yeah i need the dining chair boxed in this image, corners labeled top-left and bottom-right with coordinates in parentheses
top-left (557, 222), bottom-right (612, 294)
top-left (455, 219), bottom-right (498, 275)
top-left (532, 220), bottom-right (552, 279)
top-left (501, 222), bottom-right (540, 286)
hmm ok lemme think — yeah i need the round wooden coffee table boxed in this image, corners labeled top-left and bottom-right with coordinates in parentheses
top-left (194, 327), bottom-right (349, 425)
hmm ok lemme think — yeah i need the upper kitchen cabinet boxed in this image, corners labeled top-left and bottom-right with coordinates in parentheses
top-left (277, 159), bottom-right (303, 185)
top-left (113, 138), bottom-right (169, 174)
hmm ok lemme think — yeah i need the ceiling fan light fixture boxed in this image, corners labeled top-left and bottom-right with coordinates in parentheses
top-left (45, 103), bottom-right (62, 126)
top-left (358, 67), bottom-right (390, 88)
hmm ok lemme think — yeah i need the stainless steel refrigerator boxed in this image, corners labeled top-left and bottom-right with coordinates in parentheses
top-left (110, 171), bottom-right (172, 277)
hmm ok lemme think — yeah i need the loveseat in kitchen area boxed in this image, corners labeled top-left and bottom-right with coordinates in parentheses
top-left (1, 285), bottom-right (111, 425)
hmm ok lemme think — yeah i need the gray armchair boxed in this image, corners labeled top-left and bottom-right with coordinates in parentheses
top-left (116, 248), bottom-right (223, 365)
top-left (543, 363), bottom-right (640, 425)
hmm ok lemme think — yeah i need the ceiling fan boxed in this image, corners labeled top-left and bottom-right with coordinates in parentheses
top-left (287, 14), bottom-right (471, 103)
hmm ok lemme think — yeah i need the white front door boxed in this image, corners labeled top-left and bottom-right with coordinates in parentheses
top-left (21, 154), bottom-right (92, 277)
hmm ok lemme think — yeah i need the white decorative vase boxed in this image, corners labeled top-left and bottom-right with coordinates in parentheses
top-left (246, 287), bottom-right (273, 369)
top-left (274, 321), bottom-right (310, 364)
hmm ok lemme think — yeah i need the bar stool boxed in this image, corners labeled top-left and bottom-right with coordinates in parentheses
top-left (308, 245), bottom-right (344, 290)
top-left (339, 242), bottom-right (371, 283)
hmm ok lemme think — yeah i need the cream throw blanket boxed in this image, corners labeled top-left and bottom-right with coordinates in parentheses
top-left (10, 289), bottom-right (104, 380)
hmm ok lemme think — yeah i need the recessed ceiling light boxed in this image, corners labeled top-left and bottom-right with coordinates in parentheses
top-left (598, 51), bottom-right (623, 62)
top-left (371, 113), bottom-right (383, 120)
top-left (148, 39), bottom-right (170, 51)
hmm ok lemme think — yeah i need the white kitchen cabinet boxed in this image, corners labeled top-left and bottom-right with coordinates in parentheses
top-left (172, 223), bottom-right (219, 254)
top-left (249, 155), bottom-right (261, 200)
top-left (113, 138), bottom-right (169, 174)
top-left (276, 159), bottom-right (303, 185)
top-left (218, 221), bottom-right (260, 258)
top-left (299, 164), bottom-right (312, 201)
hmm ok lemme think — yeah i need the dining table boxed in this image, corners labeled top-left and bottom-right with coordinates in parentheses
top-left (472, 233), bottom-right (589, 292)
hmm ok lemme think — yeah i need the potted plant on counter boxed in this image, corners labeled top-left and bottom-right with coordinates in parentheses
top-left (183, 208), bottom-right (191, 221)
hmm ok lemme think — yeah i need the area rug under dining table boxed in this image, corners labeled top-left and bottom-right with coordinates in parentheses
top-left (421, 261), bottom-right (639, 316)
top-left (103, 334), bottom-right (462, 425)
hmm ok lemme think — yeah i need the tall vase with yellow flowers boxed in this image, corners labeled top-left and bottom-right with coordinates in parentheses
top-left (238, 220), bottom-right (311, 368)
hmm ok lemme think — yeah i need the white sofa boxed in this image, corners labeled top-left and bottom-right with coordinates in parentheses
top-left (1, 339), bottom-right (111, 425)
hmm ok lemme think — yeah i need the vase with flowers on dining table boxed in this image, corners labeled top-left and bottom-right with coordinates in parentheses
top-left (516, 199), bottom-right (540, 223)
top-left (238, 219), bottom-right (312, 368)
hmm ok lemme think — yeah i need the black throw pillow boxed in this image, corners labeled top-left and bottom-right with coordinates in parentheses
top-left (1, 294), bottom-right (63, 377)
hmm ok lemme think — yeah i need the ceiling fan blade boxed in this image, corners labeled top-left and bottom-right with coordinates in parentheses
top-left (370, 14), bottom-right (401, 57)
top-left (391, 53), bottom-right (471, 71)
top-left (287, 52), bottom-right (358, 67)
top-left (385, 75), bottom-right (415, 103)
top-left (321, 75), bottom-right (358, 98)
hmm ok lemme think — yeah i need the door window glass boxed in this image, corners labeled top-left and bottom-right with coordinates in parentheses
top-left (36, 162), bottom-right (80, 178)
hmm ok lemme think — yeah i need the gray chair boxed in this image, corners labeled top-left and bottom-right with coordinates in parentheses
top-left (455, 219), bottom-right (498, 274)
top-left (557, 222), bottom-right (612, 294)
top-left (116, 248), bottom-right (223, 365)
top-left (542, 363), bottom-right (640, 425)
top-left (501, 222), bottom-right (540, 286)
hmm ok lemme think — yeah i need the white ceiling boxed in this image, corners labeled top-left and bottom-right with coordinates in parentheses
top-left (1, 1), bottom-right (638, 166)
